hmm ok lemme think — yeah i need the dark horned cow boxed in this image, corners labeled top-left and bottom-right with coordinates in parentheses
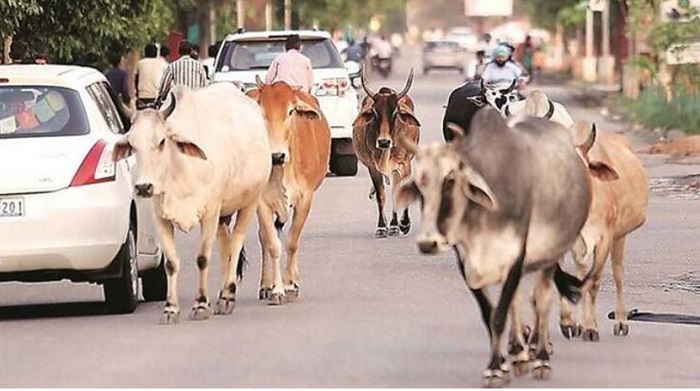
top-left (442, 79), bottom-right (518, 142)
top-left (396, 109), bottom-right (594, 386)
top-left (352, 69), bottom-right (421, 238)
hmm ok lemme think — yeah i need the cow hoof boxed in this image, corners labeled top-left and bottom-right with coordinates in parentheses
top-left (582, 329), bottom-right (600, 342)
top-left (268, 292), bottom-right (285, 306)
top-left (532, 360), bottom-right (551, 380)
top-left (513, 359), bottom-right (530, 377)
top-left (482, 369), bottom-right (505, 388)
top-left (368, 188), bottom-right (376, 200)
top-left (374, 228), bottom-right (388, 239)
top-left (399, 223), bottom-right (411, 235)
top-left (160, 309), bottom-right (180, 325)
top-left (259, 287), bottom-right (273, 301)
top-left (522, 325), bottom-right (531, 342)
top-left (189, 303), bottom-right (213, 321)
top-left (284, 284), bottom-right (300, 301)
top-left (388, 226), bottom-right (400, 237)
top-left (214, 298), bottom-right (236, 315)
top-left (613, 322), bottom-right (629, 336)
top-left (560, 323), bottom-right (582, 339)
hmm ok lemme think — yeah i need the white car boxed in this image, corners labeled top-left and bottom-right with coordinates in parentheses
top-left (0, 65), bottom-right (166, 314)
top-left (212, 29), bottom-right (361, 176)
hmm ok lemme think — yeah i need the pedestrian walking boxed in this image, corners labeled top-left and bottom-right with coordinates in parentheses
top-left (156, 40), bottom-right (209, 104)
top-left (105, 52), bottom-right (131, 105)
top-left (135, 43), bottom-right (167, 109)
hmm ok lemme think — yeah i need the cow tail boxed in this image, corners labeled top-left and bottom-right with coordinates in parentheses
top-left (274, 215), bottom-right (285, 232)
top-left (553, 263), bottom-right (584, 304)
top-left (236, 246), bottom-right (248, 281)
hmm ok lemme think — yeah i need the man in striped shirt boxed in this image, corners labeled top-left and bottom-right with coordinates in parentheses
top-left (156, 40), bottom-right (209, 104)
top-left (265, 34), bottom-right (314, 93)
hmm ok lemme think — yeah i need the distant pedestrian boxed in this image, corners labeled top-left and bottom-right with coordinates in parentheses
top-left (156, 40), bottom-right (209, 104)
top-left (135, 43), bottom-right (167, 109)
top-left (200, 44), bottom-right (219, 80)
top-left (8, 40), bottom-right (29, 64)
top-left (265, 34), bottom-right (314, 93)
top-left (105, 52), bottom-right (131, 105)
top-left (190, 44), bottom-right (200, 60)
top-left (159, 45), bottom-right (171, 65)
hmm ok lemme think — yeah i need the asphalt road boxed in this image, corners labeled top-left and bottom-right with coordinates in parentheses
top-left (1, 47), bottom-right (699, 388)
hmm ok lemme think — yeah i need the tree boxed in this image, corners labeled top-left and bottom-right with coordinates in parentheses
top-left (296, 0), bottom-right (407, 32)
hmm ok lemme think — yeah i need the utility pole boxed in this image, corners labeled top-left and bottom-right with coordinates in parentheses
top-left (265, 0), bottom-right (273, 31)
top-left (599, 0), bottom-right (615, 84)
top-left (237, 0), bottom-right (245, 29)
top-left (582, 4), bottom-right (597, 82)
top-left (284, 0), bottom-right (292, 30)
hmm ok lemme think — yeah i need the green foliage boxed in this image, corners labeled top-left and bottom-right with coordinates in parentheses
top-left (7, 0), bottom-right (175, 68)
top-left (621, 86), bottom-right (700, 134)
top-left (520, 0), bottom-right (581, 31)
top-left (0, 0), bottom-right (41, 38)
top-left (297, 0), bottom-right (407, 32)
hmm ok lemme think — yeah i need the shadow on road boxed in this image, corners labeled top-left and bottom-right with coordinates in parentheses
top-left (0, 301), bottom-right (108, 321)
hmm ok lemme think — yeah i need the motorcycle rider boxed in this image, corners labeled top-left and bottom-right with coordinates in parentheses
top-left (370, 35), bottom-right (393, 76)
top-left (481, 45), bottom-right (527, 90)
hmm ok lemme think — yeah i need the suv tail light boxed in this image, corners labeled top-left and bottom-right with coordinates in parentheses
top-left (315, 77), bottom-right (350, 97)
top-left (70, 139), bottom-right (116, 187)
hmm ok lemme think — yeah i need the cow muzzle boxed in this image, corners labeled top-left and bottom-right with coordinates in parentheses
top-left (416, 233), bottom-right (450, 255)
top-left (376, 138), bottom-right (392, 149)
top-left (134, 183), bottom-right (154, 198)
top-left (271, 152), bottom-right (287, 166)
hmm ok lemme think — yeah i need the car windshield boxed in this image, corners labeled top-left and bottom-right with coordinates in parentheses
top-left (426, 41), bottom-right (460, 50)
top-left (216, 37), bottom-right (344, 72)
top-left (0, 86), bottom-right (89, 139)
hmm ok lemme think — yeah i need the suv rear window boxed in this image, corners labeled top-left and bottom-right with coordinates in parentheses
top-left (425, 41), bottom-right (460, 50)
top-left (216, 37), bottom-right (343, 72)
top-left (0, 86), bottom-right (89, 139)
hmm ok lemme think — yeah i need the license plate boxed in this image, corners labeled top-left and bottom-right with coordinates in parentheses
top-left (0, 197), bottom-right (25, 217)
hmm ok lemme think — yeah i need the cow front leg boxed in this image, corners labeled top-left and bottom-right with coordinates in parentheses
top-left (508, 288), bottom-right (530, 377)
top-left (155, 218), bottom-right (181, 325)
top-left (189, 212), bottom-right (220, 321)
top-left (216, 205), bottom-right (257, 315)
top-left (256, 201), bottom-right (283, 303)
top-left (283, 194), bottom-right (313, 301)
top-left (369, 169), bottom-right (388, 238)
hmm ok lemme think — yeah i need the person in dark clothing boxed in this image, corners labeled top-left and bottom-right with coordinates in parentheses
top-left (105, 52), bottom-right (131, 105)
top-left (159, 45), bottom-right (171, 64)
top-left (8, 40), bottom-right (29, 64)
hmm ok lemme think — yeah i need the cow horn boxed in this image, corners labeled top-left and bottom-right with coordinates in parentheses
top-left (397, 68), bottom-right (414, 100)
top-left (255, 74), bottom-right (265, 89)
top-left (159, 91), bottom-right (177, 119)
top-left (360, 69), bottom-right (375, 98)
top-left (580, 123), bottom-right (597, 154)
top-left (506, 79), bottom-right (517, 93)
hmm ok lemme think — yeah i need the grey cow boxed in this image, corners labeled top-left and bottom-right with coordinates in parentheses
top-left (396, 108), bottom-right (593, 387)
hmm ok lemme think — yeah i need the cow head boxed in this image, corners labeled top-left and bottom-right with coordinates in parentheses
top-left (248, 76), bottom-right (321, 166)
top-left (482, 79), bottom-right (520, 117)
top-left (395, 124), bottom-right (498, 255)
top-left (112, 87), bottom-right (208, 198)
top-left (353, 69), bottom-right (420, 150)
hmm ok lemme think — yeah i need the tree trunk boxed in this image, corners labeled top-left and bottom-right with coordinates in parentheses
top-left (198, 0), bottom-right (214, 58)
top-left (3, 36), bottom-right (11, 64)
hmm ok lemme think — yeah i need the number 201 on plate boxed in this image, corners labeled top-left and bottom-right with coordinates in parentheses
top-left (0, 198), bottom-right (25, 217)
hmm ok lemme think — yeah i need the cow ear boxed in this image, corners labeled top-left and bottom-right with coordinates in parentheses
top-left (246, 88), bottom-right (261, 101)
top-left (292, 100), bottom-right (321, 120)
top-left (352, 110), bottom-right (374, 128)
top-left (460, 166), bottom-right (498, 212)
top-left (169, 133), bottom-right (208, 160)
top-left (112, 138), bottom-right (133, 162)
top-left (397, 109), bottom-right (421, 127)
top-left (394, 180), bottom-right (421, 211)
top-left (589, 161), bottom-right (619, 181)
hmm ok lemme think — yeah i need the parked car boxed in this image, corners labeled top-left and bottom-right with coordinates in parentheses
top-left (422, 40), bottom-right (466, 75)
top-left (0, 65), bottom-right (166, 314)
top-left (212, 29), bottom-right (361, 177)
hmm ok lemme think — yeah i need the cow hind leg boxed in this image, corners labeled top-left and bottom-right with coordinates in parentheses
top-left (399, 208), bottom-right (411, 236)
top-left (611, 236), bottom-right (629, 336)
top-left (282, 195), bottom-right (313, 301)
top-left (387, 169), bottom-right (404, 237)
top-left (582, 237), bottom-right (611, 342)
top-left (560, 239), bottom-right (587, 339)
top-left (369, 169), bottom-right (388, 238)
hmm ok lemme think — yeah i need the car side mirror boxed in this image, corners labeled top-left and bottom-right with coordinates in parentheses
top-left (345, 61), bottom-right (361, 78)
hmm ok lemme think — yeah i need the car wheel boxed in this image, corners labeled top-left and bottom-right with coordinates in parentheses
top-left (104, 222), bottom-right (139, 314)
top-left (330, 154), bottom-right (358, 177)
top-left (142, 253), bottom-right (167, 302)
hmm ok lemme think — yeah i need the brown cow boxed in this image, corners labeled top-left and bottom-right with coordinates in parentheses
top-left (247, 77), bottom-right (331, 304)
top-left (352, 69), bottom-right (421, 238)
top-left (559, 121), bottom-right (650, 341)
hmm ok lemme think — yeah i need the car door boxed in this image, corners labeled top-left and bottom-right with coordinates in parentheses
top-left (87, 82), bottom-right (159, 257)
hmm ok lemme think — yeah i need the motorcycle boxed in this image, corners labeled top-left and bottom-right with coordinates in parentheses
top-left (372, 56), bottom-right (392, 79)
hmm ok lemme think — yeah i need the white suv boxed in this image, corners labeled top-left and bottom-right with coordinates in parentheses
top-left (212, 29), bottom-right (360, 176)
top-left (0, 65), bottom-right (165, 313)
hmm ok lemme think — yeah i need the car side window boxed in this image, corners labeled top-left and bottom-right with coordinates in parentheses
top-left (87, 82), bottom-right (124, 134)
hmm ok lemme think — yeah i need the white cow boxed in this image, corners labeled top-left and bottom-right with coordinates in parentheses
top-left (113, 83), bottom-right (272, 324)
top-left (482, 82), bottom-right (574, 129)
